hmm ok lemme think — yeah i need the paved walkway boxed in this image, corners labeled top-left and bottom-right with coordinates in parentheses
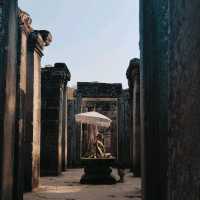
top-left (24, 169), bottom-right (141, 200)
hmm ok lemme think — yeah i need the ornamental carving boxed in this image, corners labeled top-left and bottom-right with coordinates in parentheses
top-left (18, 8), bottom-right (33, 33)
top-left (19, 9), bottom-right (53, 51)
top-left (30, 30), bottom-right (52, 49)
top-left (39, 30), bottom-right (53, 46)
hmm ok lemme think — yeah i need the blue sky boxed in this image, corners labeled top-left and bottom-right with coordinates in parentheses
top-left (19, 1), bottom-right (139, 88)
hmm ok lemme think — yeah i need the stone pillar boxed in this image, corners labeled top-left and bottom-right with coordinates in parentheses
top-left (140, 0), bottom-right (168, 200)
top-left (140, 1), bottom-right (200, 199)
top-left (62, 85), bottom-right (68, 171)
top-left (126, 64), bottom-right (134, 172)
top-left (132, 59), bottom-right (141, 177)
top-left (41, 63), bottom-right (70, 176)
top-left (14, 9), bottom-right (33, 199)
top-left (24, 30), bottom-right (52, 191)
top-left (67, 87), bottom-right (77, 167)
top-left (118, 89), bottom-right (130, 167)
top-left (0, 0), bottom-right (18, 199)
top-left (168, 1), bottom-right (200, 199)
top-left (126, 58), bottom-right (141, 177)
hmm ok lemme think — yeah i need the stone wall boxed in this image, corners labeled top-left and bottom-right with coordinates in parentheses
top-left (41, 63), bottom-right (70, 176)
top-left (77, 82), bottom-right (122, 98)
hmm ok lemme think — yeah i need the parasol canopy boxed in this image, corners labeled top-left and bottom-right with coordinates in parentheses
top-left (75, 111), bottom-right (112, 127)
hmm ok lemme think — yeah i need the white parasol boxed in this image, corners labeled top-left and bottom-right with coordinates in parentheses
top-left (75, 111), bottom-right (112, 128)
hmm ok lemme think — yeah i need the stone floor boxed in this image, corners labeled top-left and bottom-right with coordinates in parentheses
top-left (24, 169), bottom-right (141, 200)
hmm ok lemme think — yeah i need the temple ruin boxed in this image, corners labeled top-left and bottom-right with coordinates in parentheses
top-left (0, 0), bottom-right (200, 200)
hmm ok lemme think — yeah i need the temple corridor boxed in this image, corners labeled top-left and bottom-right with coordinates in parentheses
top-left (1, 1), bottom-right (200, 200)
top-left (24, 169), bottom-right (141, 200)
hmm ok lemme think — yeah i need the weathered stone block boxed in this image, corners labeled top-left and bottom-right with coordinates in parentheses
top-left (77, 82), bottom-right (122, 98)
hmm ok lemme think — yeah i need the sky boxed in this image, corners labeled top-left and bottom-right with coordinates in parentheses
top-left (18, 1), bottom-right (139, 88)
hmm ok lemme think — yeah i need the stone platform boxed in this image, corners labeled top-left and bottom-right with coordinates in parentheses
top-left (80, 158), bottom-right (117, 185)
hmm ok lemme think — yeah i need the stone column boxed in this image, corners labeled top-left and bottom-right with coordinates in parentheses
top-left (41, 63), bottom-right (70, 176)
top-left (60, 63), bottom-right (71, 171)
top-left (62, 84), bottom-right (69, 171)
top-left (168, 1), bottom-right (200, 199)
top-left (67, 88), bottom-right (77, 167)
top-left (0, 1), bottom-right (18, 200)
top-left (126, 63), bottom-right (134, 172)
top-left (132, 59), bottom-right (141, 177)
top-left (126, 58), bottom-right (141, 176)
top-left (118, 89), bottom-right (130, 167)
top-left (140, 1), bottom-right (200, 199)
top-left (13, 9), bottom-right (33, 199)
top-left (140, 0), bottom-right (169, 200)
top-left (24, 30), bottom-right (52, 191)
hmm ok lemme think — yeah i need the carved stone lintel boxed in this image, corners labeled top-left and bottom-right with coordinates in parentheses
top-left (42, 63), bottom-right (71, 85)
top-left (54, 63), bottom-right (71, 82)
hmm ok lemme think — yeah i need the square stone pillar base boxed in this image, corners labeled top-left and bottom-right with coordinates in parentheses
top-left (80, 158), bottom-right (117, 185)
